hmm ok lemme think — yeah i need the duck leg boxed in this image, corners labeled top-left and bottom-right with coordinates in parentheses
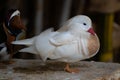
top-left (64, 63), bottom-right (79, 73)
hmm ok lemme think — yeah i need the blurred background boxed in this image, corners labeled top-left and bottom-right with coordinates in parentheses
top-left (0, 0), bottom-right (120, 63)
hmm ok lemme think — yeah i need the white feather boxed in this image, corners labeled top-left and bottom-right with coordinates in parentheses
top-left (0, 47), bottom-right (10, 61)
top-left (49, 32), bottom-right (74, 46)
top-left (20, 46), bottom-right (37, 54)
top-left (34, 28), bottom-right (56, 61)
top-left (12, 36), bottom-right (36, 46)
top-left (12, 15), bottom-right (100, 63)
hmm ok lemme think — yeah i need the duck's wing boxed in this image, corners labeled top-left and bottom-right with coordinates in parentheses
top-left (49, 32), bottom-right (74, 46)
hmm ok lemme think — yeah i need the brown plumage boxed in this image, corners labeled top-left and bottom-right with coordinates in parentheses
top-left (88, 34), bottom-right (100, 57)
top-left (2, 9), bottom-right (26, 62)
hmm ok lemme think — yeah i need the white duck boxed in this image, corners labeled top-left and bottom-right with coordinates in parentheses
top-left (12, 15), bottom-right (100, 73)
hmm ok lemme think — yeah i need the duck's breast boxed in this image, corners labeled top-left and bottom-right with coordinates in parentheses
top-left (87, 34), bottom-right (100, 57)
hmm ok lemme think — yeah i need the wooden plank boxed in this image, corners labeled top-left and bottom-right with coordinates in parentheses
top-left (0, 59), bottom-right (120, 80)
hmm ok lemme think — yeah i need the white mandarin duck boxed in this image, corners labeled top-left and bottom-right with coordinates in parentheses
top-left (12, 15), bottom-right (100, 73)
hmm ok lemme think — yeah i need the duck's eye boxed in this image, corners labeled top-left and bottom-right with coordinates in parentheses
top-left (83, 23), bottom-right (87, 26)
top-left (17, 13), bottom-right (20, 16)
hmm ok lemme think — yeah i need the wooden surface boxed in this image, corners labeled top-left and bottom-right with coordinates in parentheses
top-left (0, 59), bottom-right (120, 80)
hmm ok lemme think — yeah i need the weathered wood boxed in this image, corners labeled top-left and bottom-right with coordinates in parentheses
top-left (0, 59), bottom-right (120, 80)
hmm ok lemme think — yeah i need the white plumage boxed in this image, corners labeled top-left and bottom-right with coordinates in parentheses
top-left (0, 46), bottom-right (10, 61)
top-left (12, 15), bottom-right (100, 73)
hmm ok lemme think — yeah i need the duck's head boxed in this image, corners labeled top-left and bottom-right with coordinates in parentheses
top-left (5, 9), bottom-right (26, 36)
